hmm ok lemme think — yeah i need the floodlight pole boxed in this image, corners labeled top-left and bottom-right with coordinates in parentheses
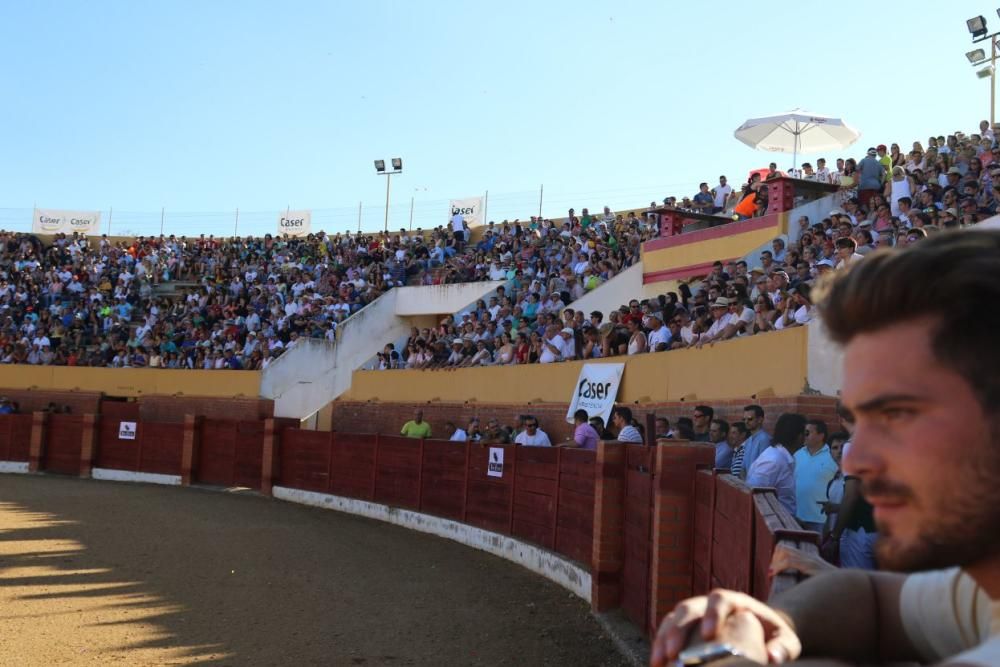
top-left (376, 167), bottom-right (402, 233)
top-left (972, 30), bottom-right (1000, 129)
top-left (983, 33), bottom-right (998, 129)
top-left (382, 172), bottom-right (392, 233)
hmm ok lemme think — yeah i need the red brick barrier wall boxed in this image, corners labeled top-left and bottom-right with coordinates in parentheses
top-left (277, 432), bottom-right (597, 569)
top-left (42, 414), bottom-right (85, 476)
top-left (0, 414), bottom-right (34, 462)
top-left (0, 389), bottom-right (101, 416)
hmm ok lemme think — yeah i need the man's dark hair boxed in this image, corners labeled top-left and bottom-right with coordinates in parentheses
top-left (898, 196), bottom-right (912, 207)
top-left (675, 417), bottom-right (695, 440)
top-left (615, 406), bottom-right (634, 423)
top-left (574, 408), bottom-right (589, 423)
top-left (819, 230), bottom-right (1000, 411)
top-left (835, 237), bottom-right (858, 251)
top-left (711, 418), bottom-right (730, 436)
top-left (695, 405), bottom-right (714, 420)
top-left (773, 413), bottom-right (807, 448)
top-left (907, 227), bottom-right (928, 239)
top-left (829, 430), bottom-right (850, 445)
top-left (590, 310), bottom-right (603, 322)
top-left (731, 422), bottom-right (750, 439)
top-left (743, 404), bottom-right (764, 419)
top-left (806, 419), bottom-right (828, 439)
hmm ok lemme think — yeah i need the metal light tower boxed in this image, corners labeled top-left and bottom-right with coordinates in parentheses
top-left (374, 158), bottom-right (402, 233)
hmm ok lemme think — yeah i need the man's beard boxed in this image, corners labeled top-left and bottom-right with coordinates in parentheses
top-left (871, 437), bottom-right (1000, 572)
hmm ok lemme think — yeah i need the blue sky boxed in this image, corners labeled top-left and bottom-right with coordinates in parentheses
top-left (0, 2), bottom-right (997, 235)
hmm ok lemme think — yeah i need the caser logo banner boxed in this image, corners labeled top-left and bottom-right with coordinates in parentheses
top-left (32, 208), bottom-right (101, 235)
top-left (565, 363), bottom-right (625, 426)
top-left (277, 210), bottom-right (312, 237)
top-left (448, 197), bottom-right (485, 227)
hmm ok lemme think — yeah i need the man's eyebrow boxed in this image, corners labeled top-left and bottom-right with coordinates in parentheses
top-left (853, 394), bottom-right (928, 413)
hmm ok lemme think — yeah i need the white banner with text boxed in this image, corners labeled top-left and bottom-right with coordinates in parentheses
top-left (449, 196), bottom-right (485, 228)
top-left (32, 208), bottom-right (102, 235)
top-left (565, 363), bottom-right (625, 426)
top-left (277, 209), bottom-right (312, 237)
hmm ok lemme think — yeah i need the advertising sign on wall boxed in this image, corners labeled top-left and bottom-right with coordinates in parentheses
top-left (565, 363), bottom-right (625, 426)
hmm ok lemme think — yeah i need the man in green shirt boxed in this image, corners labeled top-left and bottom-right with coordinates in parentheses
top-left (400, 409), bottom-right (432, 439)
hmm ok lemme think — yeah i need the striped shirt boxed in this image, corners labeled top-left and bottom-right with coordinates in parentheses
top-left (618, 425), bottom-right (643, 443)
top-left (730, 443), bottom-right (747, 478)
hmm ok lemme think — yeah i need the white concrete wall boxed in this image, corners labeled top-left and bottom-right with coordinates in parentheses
top-left (394, 281), bottom-right (507, 316)
top-left (806, 319), bottom-right (843, 397)
top-left (261, 280), bottom-right (514, 420)
top-left (564, 264), bottom-right (643, 316)
top-left (786, 193), bottom-right (839, 245)
top-left (261, 290), bottom-right (412, 419)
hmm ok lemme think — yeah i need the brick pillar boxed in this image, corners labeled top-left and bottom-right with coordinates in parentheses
top-left (79, 414), bottom-right (98, 478)
top-left (180, 415), bottom-right (201, 486)
top-left (28, 411), bottom-right (48, 473)
top-left (591, 441), bottom-right (626, 612)
top-left (648, 441), bottom-right (714, 636)
top-left (261, 418), bottom-right (277, 497)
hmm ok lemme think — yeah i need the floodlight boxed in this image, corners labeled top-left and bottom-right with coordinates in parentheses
top-left (968, 15), bottom-right (988, 39)
top-left (967, 48), bottom-right (987, 63)
top-left (374, 159), bottom-right (386, 172)
top-left (391, 157), bottom-right (402, 171)
top-left (978, 66), bottom-right (995, 79)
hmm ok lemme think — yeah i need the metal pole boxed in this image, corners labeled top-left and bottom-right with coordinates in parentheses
top-left (483, 190), bottom-right (489, 225)
top-left (992, 35), bottom-right (997, 129)
top-left (107, 206), bottom-right (113, 236)
top-left (538, 184), bottom-right (544, 219)
top-left (234, 208), bottom-right (239, 238)
top-left (408, 196), bottom-right (414, 231)
top-left (358, 201), bottom-right (362, 233)
top-left (160, 206), bottom-right (165, 237)
top-left (383, 174), bottom-right (392, 233)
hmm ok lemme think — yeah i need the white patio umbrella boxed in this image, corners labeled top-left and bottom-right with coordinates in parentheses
top-left (734, 110), bottom-right (861, 171)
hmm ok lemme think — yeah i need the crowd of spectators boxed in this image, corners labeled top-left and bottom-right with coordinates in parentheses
top-left (384, 122), bottom-right (1000, 369)
top-left (0, 207), bottom-right (654, 371)
top-left (9, 123), bottom-right (996, 372)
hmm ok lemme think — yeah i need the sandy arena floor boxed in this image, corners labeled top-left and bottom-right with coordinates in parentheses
top-left (0, 474), bottom-right (627, 666)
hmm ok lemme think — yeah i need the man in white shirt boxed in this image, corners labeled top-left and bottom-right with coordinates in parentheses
top-left (514, 418), bottom-right (551, 446)
top-left (450, 212), bottom-right (465, 247)
top-left (612, 407), bottom-right (644, 443)
top-left (711, 175), bottom-right (733, 213)
top-left (445, 421), bottom-right (467, 442)
top-left (646, 314), bottom-right (671, 351)
top-left (698, 298), bottom-right (734, 346)
top-left (746, 412), bottom-right (804, 516)
top-left (558, 327), bottom-right (576, 361)
top-left (538, 326), bottom-right (563, 364)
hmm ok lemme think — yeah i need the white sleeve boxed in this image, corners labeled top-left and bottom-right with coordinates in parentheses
top-left (539, 431), bottom-right (552, 446)
top-left (899, 568), bottom-right (993, 662)
top-left (514, 432), bottom-right (526, 445)
top-left (746, 455), bottom-right (777, 488)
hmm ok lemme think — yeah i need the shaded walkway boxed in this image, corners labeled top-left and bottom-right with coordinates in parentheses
top-left (0, 475), bottom-right (625, 666)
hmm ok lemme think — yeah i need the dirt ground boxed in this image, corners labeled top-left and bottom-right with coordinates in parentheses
top-left (0, 474), bottom-right (629, 666)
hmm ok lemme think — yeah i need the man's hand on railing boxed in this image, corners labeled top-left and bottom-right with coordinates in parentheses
top-left (650, 590), bottom-right (801, 666)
